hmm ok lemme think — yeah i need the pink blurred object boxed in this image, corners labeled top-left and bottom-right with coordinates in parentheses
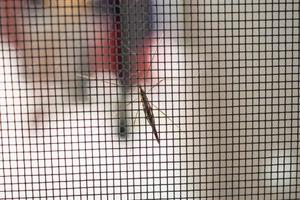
top-left (0, 0), bottom-right (22, 45)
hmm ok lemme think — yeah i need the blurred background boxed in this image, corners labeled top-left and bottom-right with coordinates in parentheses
top-left (0, 0), bottom-right (299, 199)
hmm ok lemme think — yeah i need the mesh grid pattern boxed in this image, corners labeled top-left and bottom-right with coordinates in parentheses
top-left (0, 0), bottom-right (299, 199)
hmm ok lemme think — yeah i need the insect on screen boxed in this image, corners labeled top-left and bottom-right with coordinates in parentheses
top-left (0, 0), bottom-right (299, 199)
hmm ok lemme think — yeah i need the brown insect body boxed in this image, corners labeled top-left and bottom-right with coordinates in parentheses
top-left (138, 86), bottom-right (160, 144)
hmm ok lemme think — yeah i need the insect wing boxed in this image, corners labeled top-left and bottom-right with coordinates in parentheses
top-left (139, 86), bottom-right (160, 143)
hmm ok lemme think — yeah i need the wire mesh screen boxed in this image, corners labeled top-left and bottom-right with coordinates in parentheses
top-left (0, 0), bottom-right (299, 199)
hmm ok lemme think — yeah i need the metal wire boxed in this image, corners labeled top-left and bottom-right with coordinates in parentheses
top-left (0, 0), bottom-right (299, 199)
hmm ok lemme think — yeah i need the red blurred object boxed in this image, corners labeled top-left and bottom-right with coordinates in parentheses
top-left (0, 0), bottom-right (154, 85)
top-left (93, 31), bottom-right (153, 84)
